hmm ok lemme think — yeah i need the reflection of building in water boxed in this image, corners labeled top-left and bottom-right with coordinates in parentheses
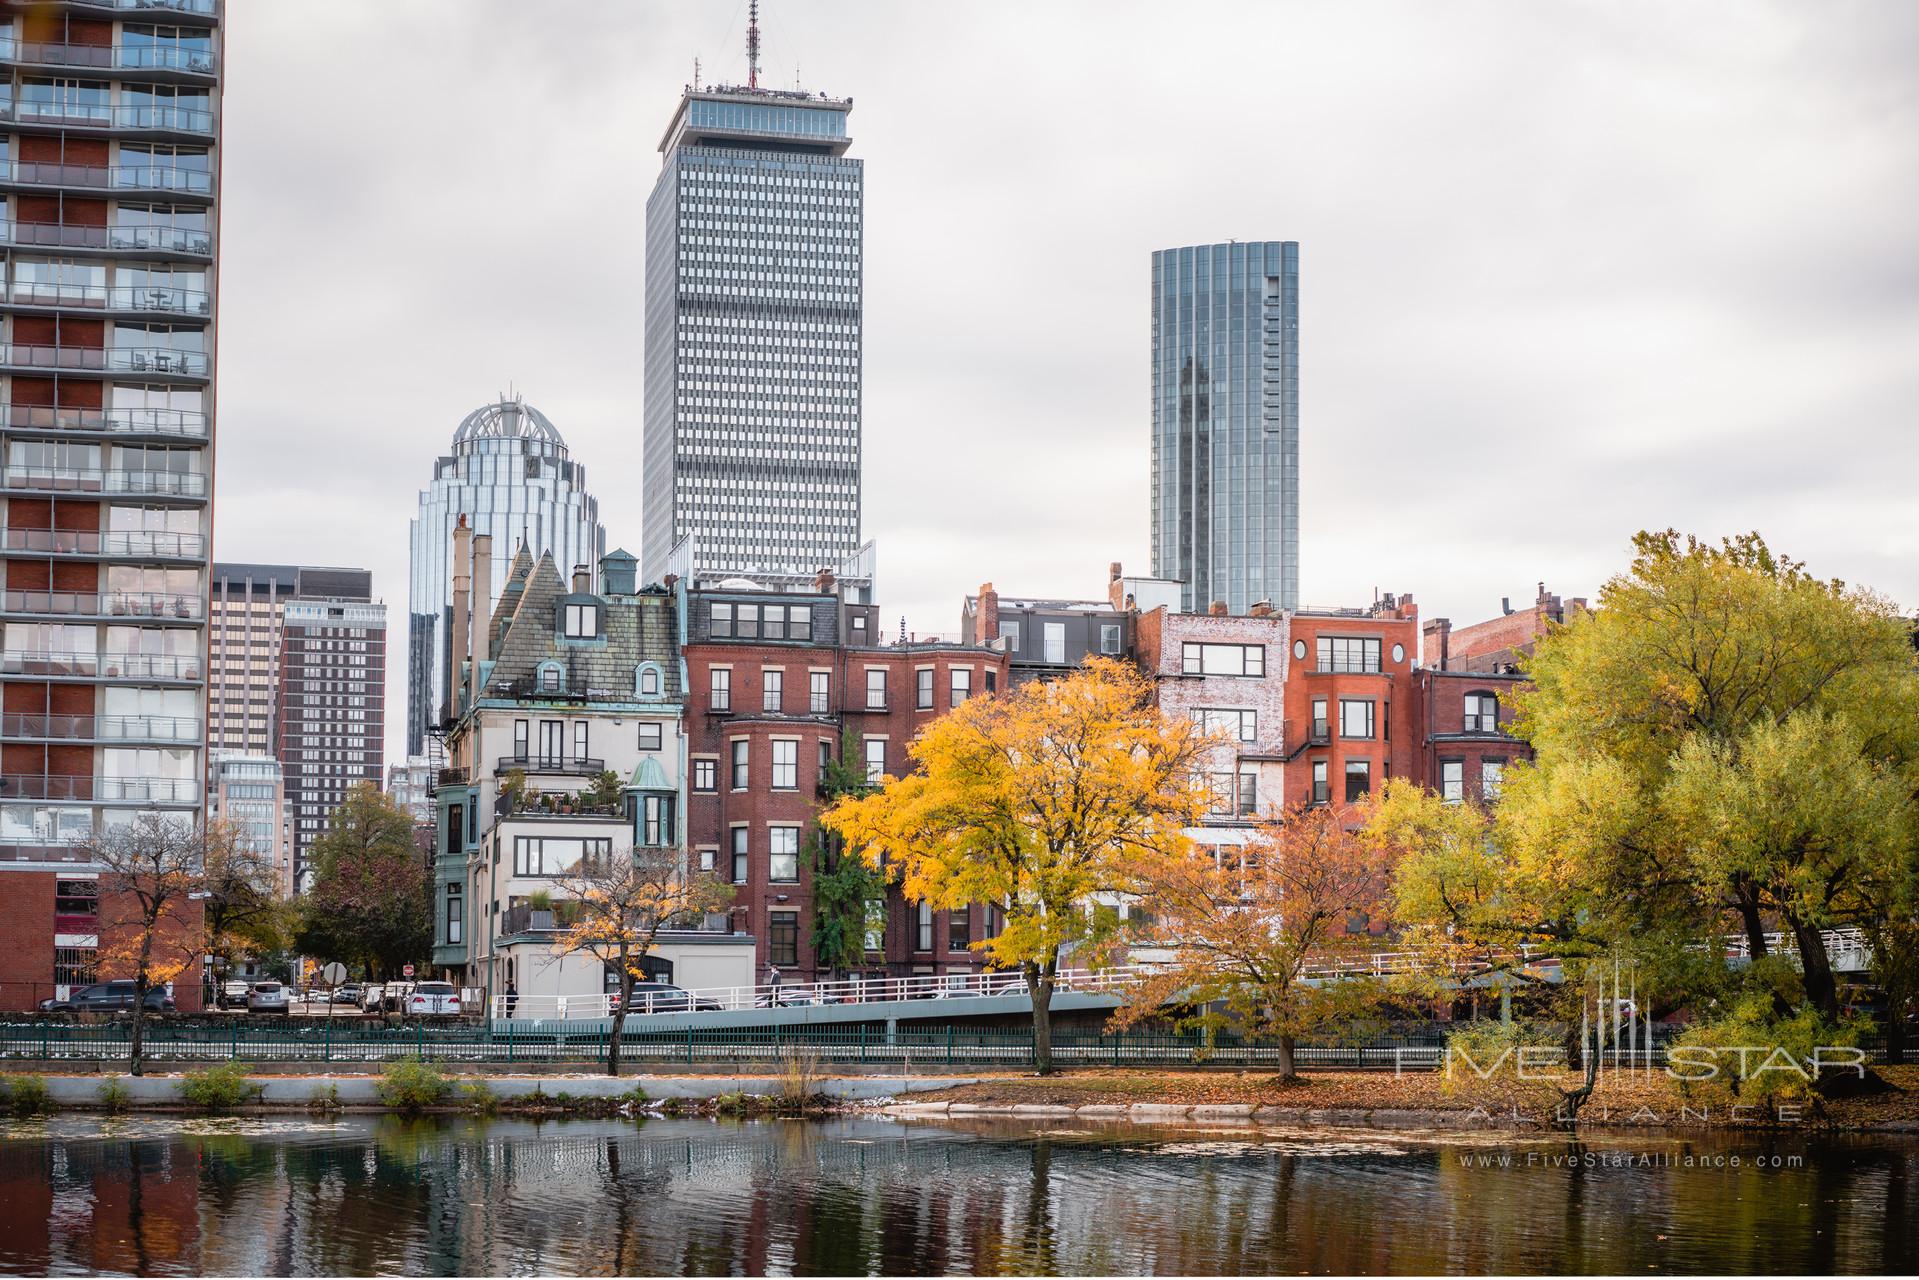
top-left (0, 1137), bottom-right (202, 1274)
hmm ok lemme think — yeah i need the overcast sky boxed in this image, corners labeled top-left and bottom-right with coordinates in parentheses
top-left (213, 1), bottom-right (1919, 764)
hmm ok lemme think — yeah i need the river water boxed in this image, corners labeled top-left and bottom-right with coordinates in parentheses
top-left (0, 1113), bottom-right (1913, 1275)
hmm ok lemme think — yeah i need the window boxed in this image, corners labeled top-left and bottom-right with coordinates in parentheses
top-left (445, 884), bottom-right (463, 944)
top-left (692, 758), bottom-right (716, 792)
top-left (514, 836), bottom-right (611, 877)
top-left (697, 846), bottom-right (717, 874)
top-left (763, 604), bottom-right (787, 641)
top-left (1311, 760), bottom-right (1329, 805)
top-left (1207, 772), bottom-right (1236, 815)
top-left (771, 740), bottom-right (798, 790)
top-left (1237, 769), bottom-right (1258, 817)
top-left (539, 665), bottom-right (562, 693)
top-left (985, 669), bottom-right (997, 693)
top-left (711, 602), bottom-right (733, 637)
top-left (710, 667), bottom-right (731, 711)
top-left (737, 603), bottom-right (759, 639)
top-left (1344, 759), bottom-right (1371, 803)
top-left (789, 607), bottom-right (812, 642)
top-left (637, 665), bottom-right (661, 697)
top-left (1043, 622), bottom-right (1066, 664)
top-left (863, 898), bottom-right (886, 951)
top-left (1339, 699), bottom-right (1376, 739)
top-left (762, 667), bottom-right (783, 713)
top-left (640, 794), bottom-right (674, 846)
top-left (638, 722), bottom-right (662, 752)
top-left (818, 739), bottom-right (832, 782)
top-left (948, 908), bottom-right (970, 953)
top-left (731, 827), bottom-right (749, 884)
top-left (54, 880), bottom-right (97, 917)
top-left (573, 722), bottom-right (589, 761)
top-left (53, 946), bottom-right (97, 989)
top-left (769, 911), bottom-right (799, 968)
top-left (916, 901), bottom-right (934, 952)
top-left (1192, 708), bottom-right (1257, 742)
top-left (1440, 760), bottom-right (1464, 803)
top-left (1317, 636), bottom-right (1381, 673)
top-left (1311, 698), bottom-right (1329, 741)
top-left (809, 671), bottom-right (830, 713)
top-left (1482, 759), bottom-right (1506, 799)
top-left (1100, 623), bottom-right (1123, 656)
top-left (769, 826), bottom-right (800, 882)
top-left (562, 603), bottom-right (597, 639)
top-left (950, 668), bottom-right (971, 706)
top-left (1182, 643), bottom-right (1264, 676)
top-left (916, 668), bottom-right (934, 710)
top-left (1464, 692), bottom-right (1500, 733)
top-left (866, 668), bottom-right (886, 709)
top-left (863, 737), bottom-right (886, 783)
top-left (730, 740), bottom-right (749, 789)
top-left (999, 619), bottom-right (1021, 651)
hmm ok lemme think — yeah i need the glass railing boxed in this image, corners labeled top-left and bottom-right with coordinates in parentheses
top-left (0, 650), bottom-right (202, 680)
top-left (0, 406), bottom-right (209, 438)
top-left (107, 347), bottom-right (210, 375)
top-left (2, 589), bottom-right (204, 619)
top-left (112, 105), bottom-right (216, 135)
top-left (0, 221), bottom-right (212, 256)
top-left (111, 165), bottom-right (213, 195)
top-left (4, 284), bottom-right (211, 315)
top-left (115, 0), bottom-right (218, 16)
top-left (0, 774), bottom-right (199, 802)
top-left (2, 529), bottom-right (207, 558)
top-left (2, 468), bottom-right (208, 498)
top-left (2, 41), bottom-right (217, 75)
top-left (0, 713), bottom-right (200, 741)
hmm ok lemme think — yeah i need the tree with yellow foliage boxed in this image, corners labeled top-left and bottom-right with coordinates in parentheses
top-left (1115, 803), bottom-right (1408, 1079)
top-left (553, 845), bottom-right (734, 1076)
top-left (822, 657), bottom-right (1210, 1073)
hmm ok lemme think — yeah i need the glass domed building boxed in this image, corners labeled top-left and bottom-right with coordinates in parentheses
top-left (406, 397), bottom-right (605, 757)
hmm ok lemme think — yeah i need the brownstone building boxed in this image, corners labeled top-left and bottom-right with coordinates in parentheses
top-left (680, 571), bottom-right (1008, 982)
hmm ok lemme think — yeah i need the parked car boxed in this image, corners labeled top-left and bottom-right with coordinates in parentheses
top-left (332, 983), bottom-right (363, 1006)
top-left (247, 981), bottom-right (290, 1014)
top-left (359, 983), bottom-right (385, 1012)
top-left (619, 981), bottom-right (723, 1014)
top-left (218, 979), bottom-right (252, 1010)
top-left (407, 981), bottom-right (462, 1018)
top-left (382, 981), bottom-right (415, 1012)
top-left (39, 981), bottom-right (173, 1014)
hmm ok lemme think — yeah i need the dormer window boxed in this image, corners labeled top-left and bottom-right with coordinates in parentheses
top-left (536, 661), bottom-right (564, 694)
top-left (636, 664), bottom-right (662, 697)
top-left (563, 603), bottom-right (598, 639)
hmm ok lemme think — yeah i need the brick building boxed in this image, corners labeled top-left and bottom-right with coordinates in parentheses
top-left (1412, 589), bottom-right (1563, 800)
top-left (1281, 596), bottom-right (1421, 808)
top-left (683, 570), bottom-right (1009, 983)
top-left (1422, 582), bottom-right (1585, 673)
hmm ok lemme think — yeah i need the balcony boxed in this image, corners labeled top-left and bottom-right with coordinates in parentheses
top-left (0, 774), bottom-right (198, 803)
top-left (0, 161), bottom-right (214, 198)
top-left (3, 468), bottom-right (209, 500)
top-left (0, 405), bottom-right (209, 440)
top-left (0, 649), bottom-right (202, 681)
top-left (494, 754), bottom-right (607, 778)
top-left (5, 283), bottom-right (212, 318)
top-left (0, 39), bottom-right (218, 77)
top-left (2, 102), bottom-right (215, 137)
top-left (0, 344), bottom-right (209, 378)
top-left (2, 529), bottom-right (206, 560)
top-left (0, 712), bottom-right (201, 742)
top-left (2, 221), bottom-right (213, 258)
top-left (3, 590), bottom-right (204, 621)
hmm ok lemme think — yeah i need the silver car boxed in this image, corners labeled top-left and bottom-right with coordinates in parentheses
top-left (246, 981), bottom-right (290, 1015)
top-left (407, 981), bottom-right (461, 1018)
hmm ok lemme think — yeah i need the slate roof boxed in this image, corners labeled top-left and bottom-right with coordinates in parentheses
top-left (481, 550), bottom-right (682, 699)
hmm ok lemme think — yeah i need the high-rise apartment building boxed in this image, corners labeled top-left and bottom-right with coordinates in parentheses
top-left (0, 2), bottom-right (221, 1009)
top-left (209, 563), bottom-right (370, 758)
top-left (641, 47), bottom-right (865, 585)
top-left (1151, 241), bottom-right (1299, 615)
top-left (208, 751), bottom-right (288, 896)
top-left (278, 596), bottom-right (384, 890)
top-left (406, 396), bottom-right (603, 759)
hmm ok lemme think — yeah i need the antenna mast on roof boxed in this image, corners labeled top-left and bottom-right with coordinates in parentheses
top-left (746, 0), bottom-right (761, 89)
top-left (693, 55), bottom-right (701, 91)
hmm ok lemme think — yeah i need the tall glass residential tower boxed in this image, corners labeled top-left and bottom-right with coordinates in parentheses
top-left (405, 397), bottom-right (603, 756)
top-left (1151, 242), bottom-right (1299, 615)
top-left (641, 85), bottom-right (864, 583)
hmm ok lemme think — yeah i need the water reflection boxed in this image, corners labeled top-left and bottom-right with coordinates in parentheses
top-left (0, 1114), bottom-right (1914, 1275)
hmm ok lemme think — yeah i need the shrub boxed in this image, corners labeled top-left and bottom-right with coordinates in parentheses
top-left (1440, 1019), bottom-right (1570, 1113)
top-left (777, 1045), bottom-right (822, 1112)
top-left (307, 1083), bottom-right (341, 1112)
top-left (458, 1081), bottom-right (498, 1116)
top-left (8, 1075), bottom-right (52, 1117)
top-left (375, 1057), bottom-right (449, 1113)
top-left (1667, 995), bottom-right (1856, 1109)
top-left (619, 1084), bottom-right (650, 1108)
top-left (177, 1063), bottom-right (261, 1112)
top-left (97, 1077), bottom-right (131, 1114)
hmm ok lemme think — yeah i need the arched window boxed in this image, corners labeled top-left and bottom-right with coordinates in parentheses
top-left (1463, 691), bottom-right (1499, 733)
top-left (635, 663), bottom-right (662, 698)
top-left (536, 661), bottom-right (565, 694)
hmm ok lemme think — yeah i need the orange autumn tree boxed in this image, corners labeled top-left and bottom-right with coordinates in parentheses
top-left (1114, 803), bottom-right (1406, 1080)
top-left (553, 845), bottom-right (734, 1077)
top-left (822, 657), bottom-right (1209, 1074)
top-left (89, 810), bottom-right (221, 1075)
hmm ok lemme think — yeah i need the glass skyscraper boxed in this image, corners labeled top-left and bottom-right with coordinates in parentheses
top-left (641, 86), bottom-right (864, 583)
top-left (1151, 241), bottom-right (1300, 615)
top-left (406, 397), bottom-right (603, 756)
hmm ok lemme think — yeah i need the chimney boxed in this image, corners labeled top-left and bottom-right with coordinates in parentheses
top-left (571, 564), bottom-right (592, 595)
top-left (814, 567), bottom-right (836, 594)
top-left (1249, 600), bottom-right (1274, 618)
top-left (976, 582), bottom-right (999, 646)
top-left (450, 517), bottom-right (471, 715)
top-left (1107, 562), bottom-right (1127, 611)
top-left (1501, 596), bottom-right (1512, 616)
top-left (469, 533), bottom-right (493, 703)
top-left (1424, 617), bottom-right (1452, 670)
top-left (1209, 600), bottom-right (1228, 616)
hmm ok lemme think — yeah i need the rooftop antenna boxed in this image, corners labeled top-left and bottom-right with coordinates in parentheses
top-left (693, 55), bottom-right (701, 91)
top-left (746, 0), bottom-right (761, 89)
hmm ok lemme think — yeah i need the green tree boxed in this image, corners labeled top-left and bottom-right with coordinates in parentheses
top-left (296, 784), bottom-right (433, 978)
top-left (809, 726), bottom-right (888, 974)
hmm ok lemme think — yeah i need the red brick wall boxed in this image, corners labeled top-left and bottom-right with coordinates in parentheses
top-left (0, 872), bottom-right (58, 1009)
top-left (1282, 607), bottom-right (1420, 808)
top-left (1411, 669), bottom-right (1534, 798)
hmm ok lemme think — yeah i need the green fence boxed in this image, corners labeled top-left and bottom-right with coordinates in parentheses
top-left (0, 1020), bottom-right (1455, 1070)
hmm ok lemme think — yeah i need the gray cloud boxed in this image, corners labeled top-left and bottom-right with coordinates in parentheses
top-left (211, 1), bottom-right (1919, 762)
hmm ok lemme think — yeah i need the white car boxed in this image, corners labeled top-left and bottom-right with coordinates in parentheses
top-left (408, 981), bottom-right (461, 1018)
top-left (246, 981), bottom-right (290, 1014)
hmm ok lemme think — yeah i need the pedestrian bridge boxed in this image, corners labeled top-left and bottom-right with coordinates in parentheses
top-left (490, 928), bottom-right (1870, 1032)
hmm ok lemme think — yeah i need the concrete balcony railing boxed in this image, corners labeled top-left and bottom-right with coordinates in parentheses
top-left (1, 221), bottom-right (213, 257)
top-left (0, 712), bottom-right (202, 742)
top-left (2, 529), bottom-right (206, 559)
top-left (0, 405), bottom-right (209, 439)
top-left (3, 468), bottom-right (209, 498)
top-left (3, 590), bottom-right (205, 621)
top-left (0, 774), bottom-right (199, 803)
top-left (0, 650), bottom-right (203, 680)
top-left (0, 38), bottom-right (218, 76)
top-left (6, 283), bottom-right (212, 316)
top-left (0, 161), bottom-right (213, 196)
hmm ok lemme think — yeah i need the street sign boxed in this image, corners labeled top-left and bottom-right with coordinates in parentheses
top-left (320, 962), bottom-right (347, 986)
top-left (403, 963), bottom-right (415, 978)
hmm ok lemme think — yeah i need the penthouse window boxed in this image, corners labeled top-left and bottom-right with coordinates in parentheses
top-left (711, 602), bottom-right (734, 637)
top-left (1183, 643), bottom-right (1264, 676)
top-left (1464, 692), bottom-right (1500, 733)
top-left (1317, 636), bottom-right (1381, 673)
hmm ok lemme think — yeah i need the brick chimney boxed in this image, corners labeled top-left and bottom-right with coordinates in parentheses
top-left (814, 567), bottom-right (836, 594)
top-left (469, 533), bottom-right (493, 703)
top-left (571, 564), bottom-right (592, 595)
top-left (1423, 617), bottom-right (1452, 670)
top-left (1108, 561), bottom-right (1126, 611)
top-left (976, 582), bottom-right (999, 645)
top-left (1249, 600), bottom-right (1274, 618)
top-left (1209, 600), bottom-right (1228, 616)
top-left (450, 516), bottom-right (471, 715)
